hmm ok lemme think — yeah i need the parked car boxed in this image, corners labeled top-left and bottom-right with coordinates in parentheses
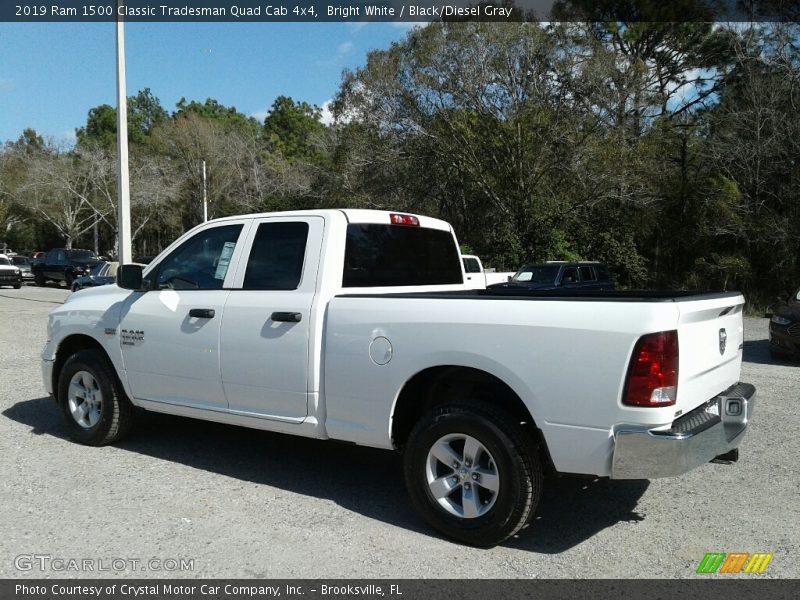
top-left (71, 262), bottom-right (119, 292)
top-left (769, 287), bottom-right (800, 360)
top-left (43, 209), bottom-right (754, 547)
top-left (31, 248), bottom-right (101, 288)
top-left (10, 255), bottom-right (34, 282)
top-left (488, 261), bottom-right (615, 291)
top-left (0, 254), bottom-right (22, 288)
top-left (461, 255), bottom-right (515, 288)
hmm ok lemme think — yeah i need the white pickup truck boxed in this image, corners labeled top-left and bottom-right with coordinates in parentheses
top-left (42, 209), bottom-right (755, 547)
top-left (461, 254), bottom-right (515, 288)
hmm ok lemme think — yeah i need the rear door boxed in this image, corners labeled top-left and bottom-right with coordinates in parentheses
top-left (45, 250), bottom-right (65, 281)
top-left (219, 216), bottom-right (324, 420)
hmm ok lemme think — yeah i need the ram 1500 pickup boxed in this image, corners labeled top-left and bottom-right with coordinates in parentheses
top-left (32, 248), bottom-right (101, 288)
top-left (42, 209), bottom-right (755, 547)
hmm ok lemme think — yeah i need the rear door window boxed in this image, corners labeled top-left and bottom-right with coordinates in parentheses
top-left (579, 266), bottom-right (597, 282)
top-left (243, 222), bottom-right (309, 290)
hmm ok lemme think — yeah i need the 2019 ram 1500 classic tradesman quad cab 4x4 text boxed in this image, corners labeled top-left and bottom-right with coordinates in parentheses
top-left (42, 210), bottom-right (755, 547)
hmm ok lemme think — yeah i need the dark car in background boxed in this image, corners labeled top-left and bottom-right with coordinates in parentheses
top-left (32, 248), bottom-right (101, 288)
top-left (769, 287), bottom-right (800, 360)
top-left (488, 261), bottom-right (615, 292)
top-left (71, 261), bottom-right (118, 292)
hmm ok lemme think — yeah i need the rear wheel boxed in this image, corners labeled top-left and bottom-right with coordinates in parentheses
top-left (64, 272), bottom-right (74, 288)
top-left (403, 402), bottom-right (542, 547)
top-left (34, 271), bottom-right (46, 286)
top-left (57, 349), bottom-right (135, 445)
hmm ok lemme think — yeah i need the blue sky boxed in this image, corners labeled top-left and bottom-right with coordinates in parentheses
top-left (0, 22), bottom-right (414, 144)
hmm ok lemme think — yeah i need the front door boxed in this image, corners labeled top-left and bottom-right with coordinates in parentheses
top-left (220, 216), bottom-right (324, 420)
top-left (119, 221), bottom-right (249, 410)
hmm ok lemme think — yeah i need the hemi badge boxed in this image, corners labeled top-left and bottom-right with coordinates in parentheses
top-left (104, 328), bottom-right (116, 335)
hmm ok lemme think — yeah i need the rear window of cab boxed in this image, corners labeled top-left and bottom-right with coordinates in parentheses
top-left (343, 224), bottom-right (463, 287)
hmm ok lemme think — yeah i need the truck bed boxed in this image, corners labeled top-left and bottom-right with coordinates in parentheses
top-left (338, 289), bottom-right (744, 302)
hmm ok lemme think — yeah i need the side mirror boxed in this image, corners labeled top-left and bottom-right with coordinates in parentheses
top-left (507, 275), bottom-right (512, 282)
top-left (117, 264), bottom-right (145, 291)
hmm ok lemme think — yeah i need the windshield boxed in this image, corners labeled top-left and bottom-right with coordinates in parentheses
top-left (68, 250), bottom-right (96, 260)
top-left (512, 265), bottom-right (560, 284)
top-left (12, 256), bottom-right (30, 266)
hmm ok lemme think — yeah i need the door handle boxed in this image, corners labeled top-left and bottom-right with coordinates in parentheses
top-left (271, 311), bottom-right (302, 323)
top-left (189, 308), bottom-right (215, 319)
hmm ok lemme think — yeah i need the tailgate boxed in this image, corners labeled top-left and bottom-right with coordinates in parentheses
top-left (675, 293), bottom-right (745, 415)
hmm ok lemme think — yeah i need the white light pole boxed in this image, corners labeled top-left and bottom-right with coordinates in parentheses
top-left (115, 0), bottom-right (132, 264)
top-left (202, 159), bottom-right (208, 222)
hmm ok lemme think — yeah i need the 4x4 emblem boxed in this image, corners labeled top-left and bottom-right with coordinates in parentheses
top-left (719, 328), bottom-right (727, 355)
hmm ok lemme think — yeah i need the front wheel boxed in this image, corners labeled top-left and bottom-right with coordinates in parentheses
top-left (403, 403), bottom-right (542, 547)
top-left (57, 349), bottom-right (135, 445)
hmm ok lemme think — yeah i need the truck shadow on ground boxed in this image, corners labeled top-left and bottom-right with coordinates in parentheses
top-left (742, 339), bottom-right (798, 365)
top-left (4, 397), bottom-right (648, 553)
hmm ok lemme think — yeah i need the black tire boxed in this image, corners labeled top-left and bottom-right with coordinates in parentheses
top-left (404, 402), bottom-right (542, 547)
top-left (65, 272), bottom-right (74, 288)
top-left (56, 349), bottom-right (135, 446)
top-left (13, 283), bottom-right (21, 289)
top-left (34, 271), bottom-right (46, 286)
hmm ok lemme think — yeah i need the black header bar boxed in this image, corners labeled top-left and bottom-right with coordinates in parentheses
top-left (2, 1), bottom-right (799, 23)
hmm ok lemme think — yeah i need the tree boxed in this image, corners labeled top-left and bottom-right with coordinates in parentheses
top-left (76, 104), bottom-right (117, 150)
top-left (263, 96), bottom-right (327, 163)
top-left (76, 89), bottom-right (169, 149)
top-left (333, 22), bottom-right (603, 267)
top-left (129, 88), bottom-right (169, 145)
top-left (698, 23), bottom-right (800, 299)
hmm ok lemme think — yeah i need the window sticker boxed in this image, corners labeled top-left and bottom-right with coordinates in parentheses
top-left (214, 241), bottom-right (237, 280)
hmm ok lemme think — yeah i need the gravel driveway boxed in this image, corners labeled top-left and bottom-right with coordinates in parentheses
top-left (0, 285), bottom-right (797, 578)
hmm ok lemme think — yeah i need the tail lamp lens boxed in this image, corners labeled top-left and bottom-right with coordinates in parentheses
top-left (623, 330), bottom-right (679, 407)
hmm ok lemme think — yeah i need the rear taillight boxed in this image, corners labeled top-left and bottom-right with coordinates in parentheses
top-left (389, 213), bottom-right (420, 226)
top-left (623, 330), bottom-right (679, 407)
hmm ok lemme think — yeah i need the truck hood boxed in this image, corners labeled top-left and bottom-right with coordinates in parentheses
top-left (67, 282), bottom-right (128, 302)
top-left (73, 259), bottom-right (102, 268)
top-left (0, 265), bottom-right (20, 273)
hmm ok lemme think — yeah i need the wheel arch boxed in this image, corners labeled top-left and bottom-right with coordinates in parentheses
top-left (391, 365), bottom-right (553, 469)
top-left (52, 334), bottom-right (112, 398)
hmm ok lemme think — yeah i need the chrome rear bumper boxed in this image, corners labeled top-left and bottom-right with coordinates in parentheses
top-left (611, 382), bottom-right (755, 479)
